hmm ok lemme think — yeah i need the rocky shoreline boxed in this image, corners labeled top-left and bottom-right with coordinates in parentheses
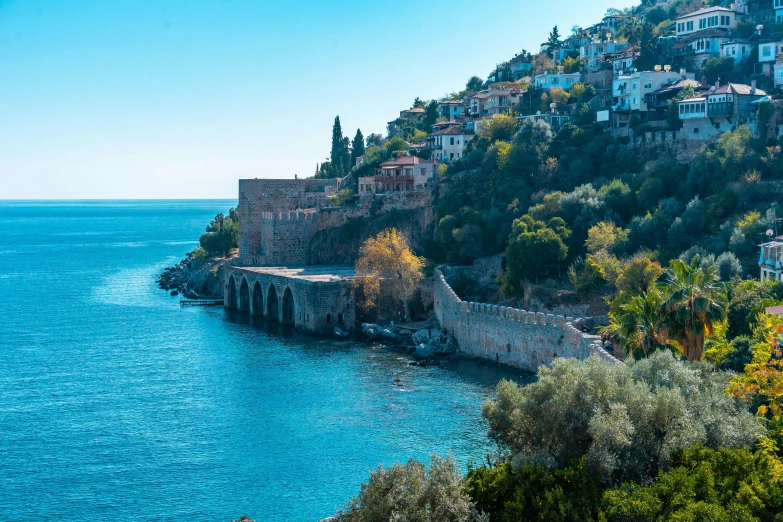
top-left (157, 251), bottom-right (234, 298)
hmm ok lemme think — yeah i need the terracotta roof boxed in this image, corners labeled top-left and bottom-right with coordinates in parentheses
top-left (676, 6), bottom-right (734, 20)
top-left (404, 107), bottom-right (426, 114)
top-left (379, 156), bottom-right (434, 168)
top-left (429, 125), bottom-right (466, 137)
top-left (651, 78), bottom-right (707, 94)
top-left (672, 28), bottom-right (729, 49)
top-left (711, 83), bottom-right (767, 96)
top-left (765, 305), bottom-right (783, 316)
top-left (439, 99), bottom-right (463, 105)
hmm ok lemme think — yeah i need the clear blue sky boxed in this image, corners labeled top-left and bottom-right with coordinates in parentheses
top-left (0, 0), bottom-right (636, 199)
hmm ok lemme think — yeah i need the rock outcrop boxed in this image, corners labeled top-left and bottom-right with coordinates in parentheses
top-left (158, 252), bottom-right (235, 297)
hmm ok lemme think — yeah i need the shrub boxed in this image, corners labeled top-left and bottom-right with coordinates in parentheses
top-left (336, 454), bottom-right (477, 522)
top-left (481, 352), bottom-right (762, 485)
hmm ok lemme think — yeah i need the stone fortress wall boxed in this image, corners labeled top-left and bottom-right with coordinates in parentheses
top-left (434, 267), bottom-right (618, 372)
top-left (238, 178), bottom-right (433, 267)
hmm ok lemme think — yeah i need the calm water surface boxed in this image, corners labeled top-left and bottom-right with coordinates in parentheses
top-left (0, 200), bottom-right (530, 521)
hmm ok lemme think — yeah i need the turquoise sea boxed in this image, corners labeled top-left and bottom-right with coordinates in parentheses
top-left (0, 200), bottom-right (530, 521)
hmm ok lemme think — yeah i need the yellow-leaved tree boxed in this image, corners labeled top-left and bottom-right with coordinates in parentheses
top-left (353, 228), bottom-right (425, 322)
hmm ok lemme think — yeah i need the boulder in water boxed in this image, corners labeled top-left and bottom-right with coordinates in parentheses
top-left (412, 329), bottom-right (430, 344)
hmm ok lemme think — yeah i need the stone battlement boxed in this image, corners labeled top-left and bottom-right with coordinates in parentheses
top-left (434, 268), bottom-right (618, 371)
top-left (260, 210), bottom-right (317, 221)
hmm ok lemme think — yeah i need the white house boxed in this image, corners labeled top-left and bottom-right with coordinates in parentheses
top-left (612, 69), bottom-right (694, 128)
top-left (580, 41), bottom-right (629, 71)
top-left (483, 87), bottom-right (522, 115)
top-left (675, 7), bottom-right (737, 37)
top-left (758, 41), bottom-right (783, 76)
top-left (760, 240), bottom-right (783, 282)
top-left (678, 82), bottom-right (768, 140)
top-left (438, 99), bottom-right (464, 120)
top-left (358, 156), bottom-right (435, 196)
top-left (671, 28), bottom-right (730, 68)
top-left (775, 0), bottom-right (783, 23)
top-left (534, 72), bottom-right (582, 90)
top-left (607, 50), bottom-right (638, 75)
top-left (720, 39), bottom-right (755, 64)
top-left (427, 124), bottom-right (474, 163)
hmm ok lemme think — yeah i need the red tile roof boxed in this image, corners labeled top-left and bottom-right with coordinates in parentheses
top-left (765, 305), bottom-right (783, 316)
top-left (379, 156), bottom-right (435, 168)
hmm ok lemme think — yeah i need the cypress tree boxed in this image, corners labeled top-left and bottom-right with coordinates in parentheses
top-left (351, 129), bottom-right (365, 167)
top-left (330, 116), bottom-right (345, 177)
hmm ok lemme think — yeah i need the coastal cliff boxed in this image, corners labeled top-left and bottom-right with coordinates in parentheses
top-left (158, 251), bottom-right (234, 297)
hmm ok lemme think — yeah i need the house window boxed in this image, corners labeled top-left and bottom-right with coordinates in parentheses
top-left (763, 47), bottom-right (771, 57)
top-left (450, 137), bottom-right (454, 145)
top-left (694, 127), bottom-right (699, 133)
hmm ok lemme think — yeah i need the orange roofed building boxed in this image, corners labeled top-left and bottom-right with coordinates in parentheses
top-left (357, 156), bottom-right (437, 196)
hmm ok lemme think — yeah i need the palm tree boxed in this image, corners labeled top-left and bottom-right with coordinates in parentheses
top-left (619, 17), bottom-right (643, 53)
top-left (663, 255), bottom-right (726, 361)
top-left (615, 288), bottom-right (671, 359)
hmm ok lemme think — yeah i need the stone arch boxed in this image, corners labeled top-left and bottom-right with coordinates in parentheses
top-left (251, 281), bottom-right (263, 316)
top-left (266, 284), bottom-right (279, 321)
top-left (281, 287), bottom-right (295, 325)
top-left (239, 278), bottom-right (250, 313)
top-left (226, 275), bottom-right (237, 310)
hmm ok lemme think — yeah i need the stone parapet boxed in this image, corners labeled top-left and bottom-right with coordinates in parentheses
top-left (434, 268), bottom-right (618, 371)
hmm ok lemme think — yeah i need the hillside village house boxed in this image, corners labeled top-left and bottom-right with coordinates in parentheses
top-left (759, 239), bottom-right (783, 282)
top-left (438, 99), bottom-right (464, 120)
top-left (675, 7), bottom-right (737, 37)
top-left (534, 71), bottom-right (581, 90)
top-left (644, 78), bottom-right (709, 121)
top-left (607, 50), bottom-right (639, 75)
top-left (721, 39), bottom-right (756, 64)
top-left (508, 54), bottom-right (533, 79)
top-left (601, 14), bottom-right (628, 32)
top-left (357, 156), bottom-right (435, 196)
top-left (387, 107), bottom-right (426, 139)
top-left (758, 41), bottom-right (783, 75)
top-left (671, 28), bottom-right (730, 68)
top-left (678, 81), bottom-right (767, 140)
top-left (427, 123), bottom-right (473, 163)
top-left (519, 112), bottom-right (572, 132)
top-left (776, 63), bottom-right (783, 87)
top-left (483, 88), bottom-right (522, 115)
top-left (581, 40), bottom-right (629, 71)
top-left (612, 69), bottom-right (694, 128)
top-left (776, 0), bottom-right (783, 23)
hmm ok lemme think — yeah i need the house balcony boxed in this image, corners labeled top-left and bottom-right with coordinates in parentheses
top-left (707, 103), bottom-right (733, 117)
top-left (374, 175), bottom-right (414, 184)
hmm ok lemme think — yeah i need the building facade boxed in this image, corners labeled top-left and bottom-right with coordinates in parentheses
top-left (675, 7), bottom-right (737, 37)
top-left (358, 156), bottom-right (436, 196)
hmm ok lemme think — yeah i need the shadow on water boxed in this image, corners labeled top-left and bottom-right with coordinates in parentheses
top-left (222, 307), bottom-right (536, 389)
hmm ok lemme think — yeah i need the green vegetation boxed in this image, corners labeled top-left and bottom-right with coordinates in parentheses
top-left (199, 208), bottom-right (238, 257)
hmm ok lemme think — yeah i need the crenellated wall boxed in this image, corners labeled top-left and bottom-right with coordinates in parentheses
top-left (434, 268), bottom-right (618, 371)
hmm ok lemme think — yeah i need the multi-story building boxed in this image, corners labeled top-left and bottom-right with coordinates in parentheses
top-left (606, 50), bottom-right (638, 75)
top-left (759, 239), bottom-right (783, 282)
top-left (644, 78), bottom-right (709, 121)
top-left (758, 41), bottom-right (783, 76)
top-left (483, 87), bottom-right (522, 115)
top-left (438, 99), bottom-right (464, 120)
top-left (426, 123), bottom-right (474, 163)
top-left (533, 71), bottom-right (582, 90)
top-left (357, 156), bottom-right (436, 196)
top-left (678, 81), bottom-right (768, 140)
top-left (508, 53), bottom-right (533, 79)
top-left (675, 7), bottom-right (737, 37)
top-left (775, 0), bottom-right (783, 23)
top-left (670, 28), bottom-right (730, 68)
top-left (519, 112), bottom-right (572, 133)
top-left (580, 40), bottom-right (629, 71)
top-left (612, 69), bottom-right (694, 128)
top-left (721, 39), bottom-right (756, 64)
top-left (387, 107), bottom-right (426, 138)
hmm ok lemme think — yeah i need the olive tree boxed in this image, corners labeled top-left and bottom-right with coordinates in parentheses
top-left (482, 352), bottom-right (762, 485)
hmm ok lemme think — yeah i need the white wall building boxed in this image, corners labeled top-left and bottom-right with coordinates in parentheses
top-left (580, 41), bottom-right (628, 70)
top-left (612, 70), bottom-right (694, 116)
top-left (427, 125), bottom-right (473, 163)
top-left (775, 63), bottom-right (783, 87)
top-left (721, 39), bottom-right (755, 64)
top-left (675, 7), bottom-right (736, 37)
top-left (533, 72), bottom-right (582, 90)
top-left (760, 240), bottom-right (783, 282)
top-left (776, 0), bottom-right (783, 23)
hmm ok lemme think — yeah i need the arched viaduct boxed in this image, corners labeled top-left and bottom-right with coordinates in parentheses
top-left (224, 266), bottom-right (356, 334)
